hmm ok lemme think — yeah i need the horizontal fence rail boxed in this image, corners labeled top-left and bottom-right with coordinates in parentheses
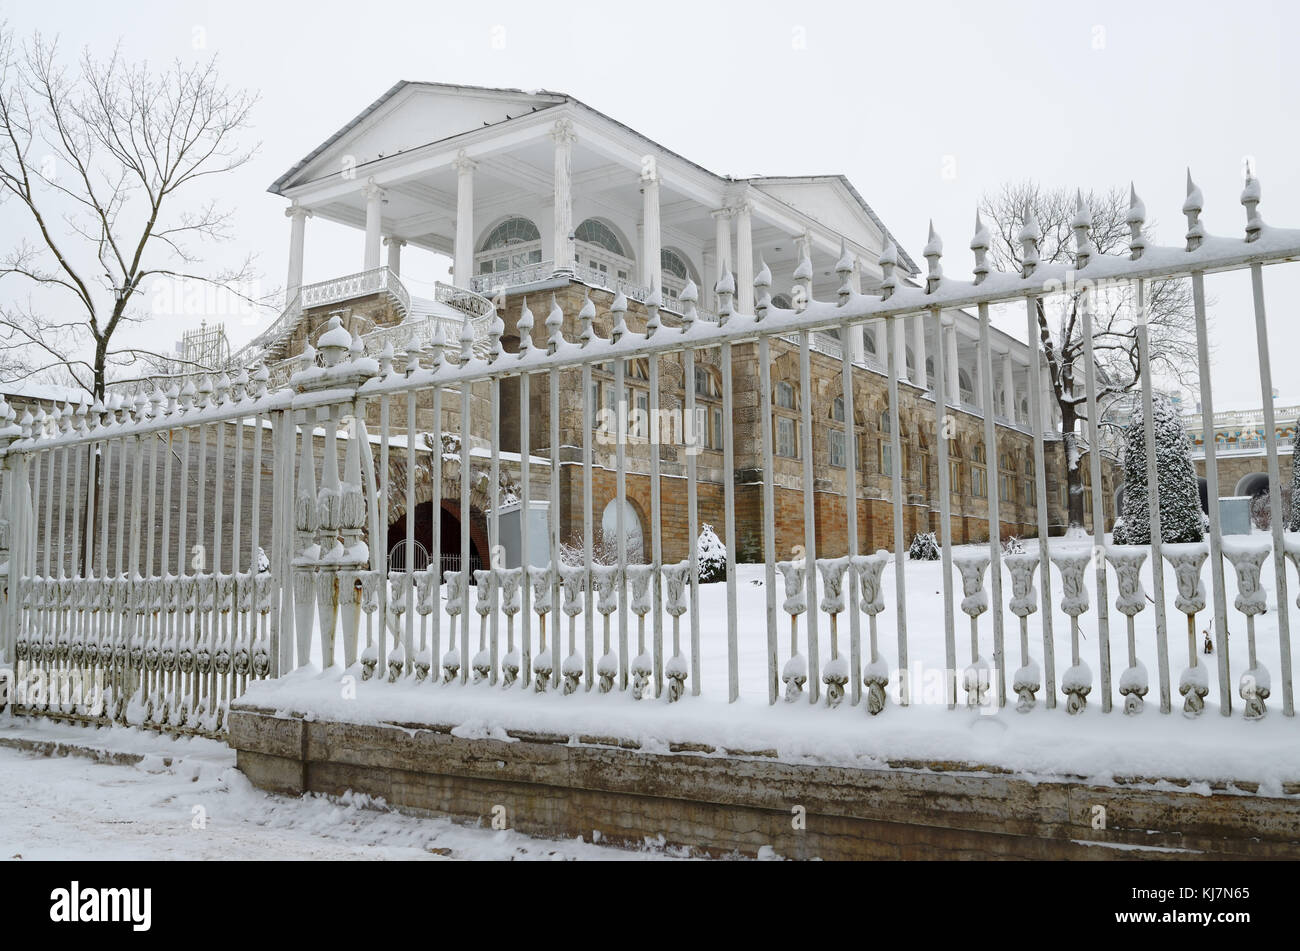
top-left (1, 171), bottom-right (1298, 739)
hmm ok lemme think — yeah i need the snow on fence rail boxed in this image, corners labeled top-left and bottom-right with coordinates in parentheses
top-left (0, 171), bottom-right (1297, 738)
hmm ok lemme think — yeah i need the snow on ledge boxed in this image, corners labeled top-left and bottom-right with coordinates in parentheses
top-left (239, 667), bottom-right (1300, 793)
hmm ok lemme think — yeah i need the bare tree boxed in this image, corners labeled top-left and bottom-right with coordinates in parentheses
top-left (980, 180), bottom-right (1198, 529)
top-left (0, 25), bottom-right (266, 402)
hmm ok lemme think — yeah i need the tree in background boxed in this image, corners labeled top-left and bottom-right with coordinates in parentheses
top-left (1112, 395), bottom-right (1205, 545)
top-left (980, 181), bottom-right (1198, 530)
top-left (0, 25), bottom-right (265, 401)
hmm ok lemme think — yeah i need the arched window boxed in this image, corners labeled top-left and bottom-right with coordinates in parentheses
top-left (575, 219), bottom-right (626, 256)
top-left (905, 346), bottom-right (916, 380)
top-left (480, 217), bottom-right (540, 251)
top-left (476, 217), bottom-right (542, 277)
top-left (862, 328), bottom-right (877, 358)
top-left (574, 219), bottom-right (634, 289)
top-left (660, 248), bottom-right (692, 306)
top-left (958, 369), bottom-right (976, 405)
top-left (601, 498), bottom-right (645, 564)
top-left (772, 293), bottom-right (793, 310)
top-left (925, 356), bottom-right (935, 388)
top-left (879, 410), bottom-right (891, 433)
top-left (661, 248), bottom-right (689, 281)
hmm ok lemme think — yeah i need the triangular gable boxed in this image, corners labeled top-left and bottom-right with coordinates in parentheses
top-left (272, 82), bottom-right (566, 193)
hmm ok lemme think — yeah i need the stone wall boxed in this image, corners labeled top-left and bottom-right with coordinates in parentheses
top-left (230, 706), bottom-right (1300, 860)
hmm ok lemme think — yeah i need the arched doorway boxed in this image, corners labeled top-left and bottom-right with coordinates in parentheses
top-left (387, 501), bottom-right (487, 578)
top-left (1235, 472), bottom-right (1270, 499)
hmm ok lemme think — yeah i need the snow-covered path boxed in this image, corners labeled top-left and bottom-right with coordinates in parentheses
top-left (0, 724), bottom-right (680, 861)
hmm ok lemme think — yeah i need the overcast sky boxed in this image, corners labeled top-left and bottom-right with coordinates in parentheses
top-left (4, 0), bottom-right (1299, 410)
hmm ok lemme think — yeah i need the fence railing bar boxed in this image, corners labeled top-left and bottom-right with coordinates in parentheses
top-left (459, 380), bottom-right (472, 683)
top-left (614, 349), bottom-right (629, 692)
top-left (758, 331), bottom-right (778, 706)
top-left (490, 372), bottom-right (502, 685)
top-left (581, 359), bottom-right (594, 692)
top-left (798, 329), bottom-right (820, 703)
top-left (1024, 297), bottom-right (1057, 707)
top-left (722, 336), bottom-right (739, 703)
top-left (650, 351), bottom-right (665, 699)
top-left (685, 346), bottom-right (701, 696)
top-left (933, 308), bottom-right (957, 707)
top-left (1080, 289), bottom-right (1113, 712)
top-left (1249, 261), bottom-right (1295, 716)
top-left (57, 443), bottom-right (68, 581)
top-left (406, 387), bottom-right (417, 676)
top-left (886, 316), bottom-right (908, 706)
top-left (518, 370), bottom-right (531, 687)
top-left (430, 386), bottom-right (442, 682)
top-left (1136, 279), bottom-right (1173, 713)
top-left (549, 364), bottom-right (561, 690)
top-left (839, 314), bottom-right (862, 707)
top-left (978, 302), bottom-right (1007, 707)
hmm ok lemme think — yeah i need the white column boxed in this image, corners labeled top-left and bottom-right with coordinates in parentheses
top-left (912, 314), bottom-right (927, 388)
top-left (1040, 360), bottom-right (1055, 432)
top-left (363, 180), bottom-right (385, 270)
top-left (1002, 354), bottom-right (1017, 424)
top-left (285, 203), bottom-right (310, 305)
top-left (712, 207), bottom-right (732, 310)
top-left (974, 345), bottom-right (985, 411)
top-left (551, 119), bottom-right (576, 275)
top-left (945, 319), bottom-right (960, 403)
top-left (453, 150), bottom-right (476, 287)
top-left (735, 201), bottom-right (754, 313)
top-left (702, 250), bottom-right (717, 312)
top-left (893, 318), bottom-right (907, 377)
top-left (385, 237), bottom-right (405, 277)
top-left (640, 166), bottom-right (661, 292)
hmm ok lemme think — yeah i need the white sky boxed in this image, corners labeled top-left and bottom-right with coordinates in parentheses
top-left (3, 0), bottom-right (1299, 411)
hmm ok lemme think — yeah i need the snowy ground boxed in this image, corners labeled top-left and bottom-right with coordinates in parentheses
top-left (0, 720), bottom-right (684, 860)
top-left (256, 531), bottom-right (1300, 787)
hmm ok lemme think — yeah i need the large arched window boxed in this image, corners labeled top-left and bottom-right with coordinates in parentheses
top-left (660, 248), bottom-right (692, 305)
top-left (574, 218), bottom-right (634, 288)
top-left (476, 217), bottom-right (542, 277)
top-left (958, 369), bottom-right (976, 406)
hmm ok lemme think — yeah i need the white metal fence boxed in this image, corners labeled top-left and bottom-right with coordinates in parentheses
top-left (1, 172), bottom-right (1297, 737)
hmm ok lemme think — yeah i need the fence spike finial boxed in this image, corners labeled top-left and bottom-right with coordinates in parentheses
top-left (793, 236), bottom-right (813, 311)
top-left (578, 292), bottom-right (595, 347)
top-left (458, 311), bottom-right (476, 365)
top-left (545, 294), bottom-right (564, 355)
top-left (680, 278), bottom-right (698, 331)
top-left (1127, 183), bottom-right (1147, 260)
top-left (1018, 207), bottom-right (1041, 278)
top-left (836, 238), bottom-right (855, 303)
top-left (19, 407), bottom-right (32, 439)
top-left (1184, 169), bottom-right (1205, 251)
top-left (74, 397), bottom-right (88, 434)
top-left (487, 308), bottom-right (504, 363)
top-left (429, 321), bottom-right (446, 370)
top-left (971, 211), bottom-right (991, 285)
top-left (517, 296), bottom-right (534, 356)
top-left (610, 290), bottom-right (628, 342)
top-left (378, 340), bottom-right (394, 377)
top-left (645, 281), bottom-right (661, 338)
top-left (878, 237), bottom-right (898, 300)
top-left (1071, 190), bottom-right (1094, 269)
top-left (715, 270), bottom-right (735, 323)
top-left (755, 257), bottom-right (772, 320)
top-left (923, 220), bottom-right (943, 293)
top-left (1242, 171), bottom-right (1263, 242)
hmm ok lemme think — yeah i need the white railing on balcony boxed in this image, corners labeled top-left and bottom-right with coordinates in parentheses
top-left (3, 170), bottom-right (1298, 742)
top-left (301, 266), bottom-right (410, 316)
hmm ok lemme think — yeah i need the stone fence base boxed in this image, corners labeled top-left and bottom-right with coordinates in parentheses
top-left (229, 706), bottom-right (1300, 860)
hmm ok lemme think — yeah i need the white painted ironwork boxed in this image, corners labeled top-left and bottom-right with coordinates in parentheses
top-left (3, 171), bottom-right (1300, 741)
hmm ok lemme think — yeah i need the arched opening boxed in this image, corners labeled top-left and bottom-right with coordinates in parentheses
top-left (574, 218), bottom-right (635, 286)
top-left (1235, 472), bottom-right (1270, 499)
top-left (601, 498), bottom-right (646, 563)
top-left (475, 216), bottom-right (542, 279)
top-left (388, 501), bottom-right (487, 578)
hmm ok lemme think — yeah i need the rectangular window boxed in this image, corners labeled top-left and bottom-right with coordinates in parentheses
top-left (1024, 479), bottom-right (1035, 507)
top-left (951, 461), bottom-right (963, 492)
top-left (777, 417), bottom-right (797, 458)
top-left (830, 429), bottom-right (846, 468)
top-left (635, 391), bottom-right (649, 438)
top-left (710, 407), bottom-right (723, 450)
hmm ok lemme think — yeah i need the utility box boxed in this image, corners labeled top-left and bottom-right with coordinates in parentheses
top-left (1219, 496), bottom-right (1252, 536)
top-left (496, 500), bottom-right (551, 568)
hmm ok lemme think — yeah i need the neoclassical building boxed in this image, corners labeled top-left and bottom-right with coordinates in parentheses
top-left (248, 81), bottom-right (1100, 569)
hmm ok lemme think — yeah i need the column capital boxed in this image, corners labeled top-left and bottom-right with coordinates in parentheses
top-left (549, 117), bottom-right (577, 145)
top-left (383, 236), bottom-right (406, 249)
top-left (453, 149), bottom-right (478, 174)
top-left (711, 205), bottom-right (734, 221)
top-left (363, 178), bottom-right (386, 201)
top-left (731, 198), bottom-right (752, 217)
top-left (285, 202), bottom-right (312, 221)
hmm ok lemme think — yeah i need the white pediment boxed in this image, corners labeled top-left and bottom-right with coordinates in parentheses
top-left (281, 83), bottom-right (565, 190)
top-left (749, 178), bottom-right (884, 249)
